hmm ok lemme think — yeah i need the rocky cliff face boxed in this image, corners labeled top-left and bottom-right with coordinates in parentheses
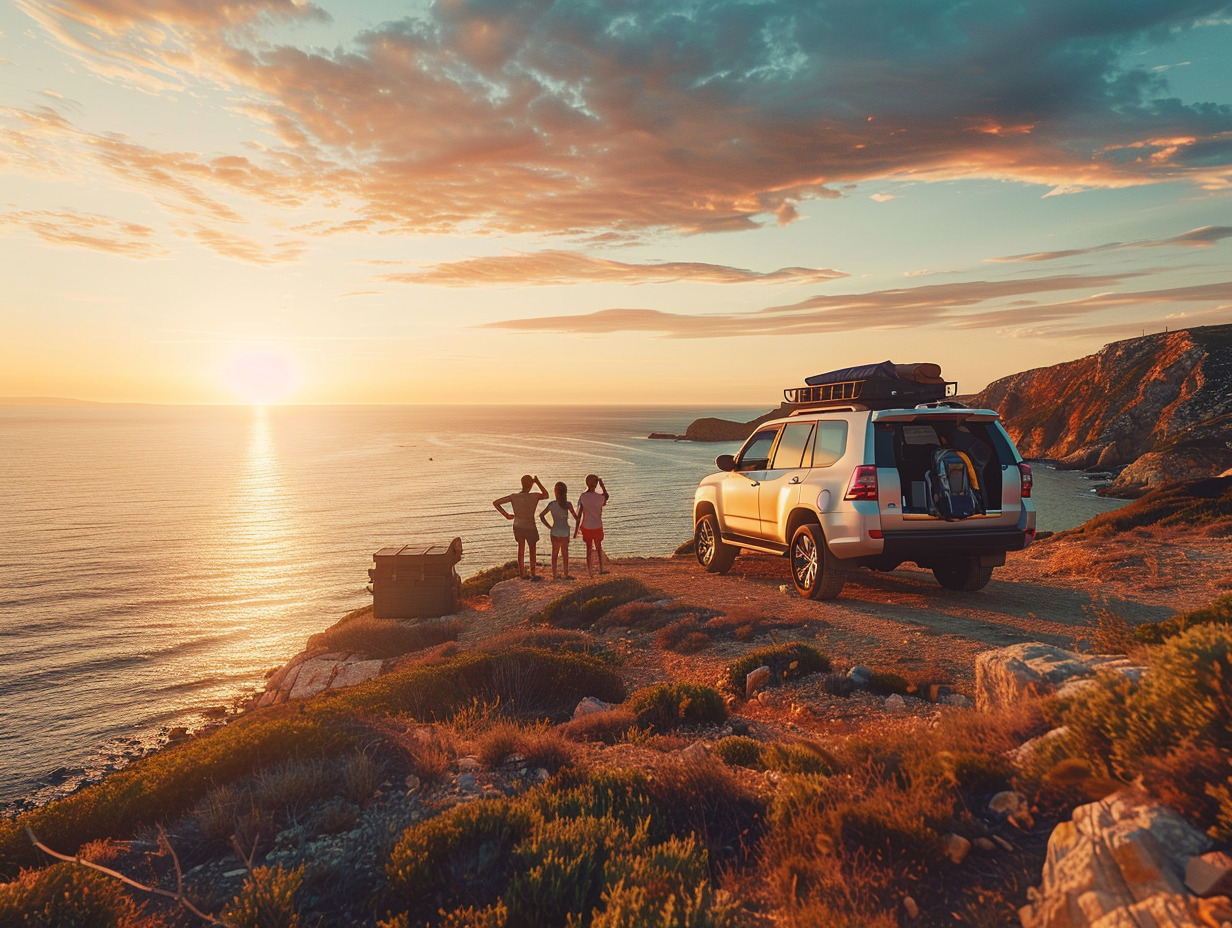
top-left (971, 324), bottom-right (1232, 491)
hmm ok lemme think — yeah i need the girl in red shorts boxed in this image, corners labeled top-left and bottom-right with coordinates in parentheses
top-left (573, 474), bottom-right (609, 577)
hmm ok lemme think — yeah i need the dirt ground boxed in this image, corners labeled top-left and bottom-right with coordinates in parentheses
top-left (462, 526), bottom-right (1231, 697)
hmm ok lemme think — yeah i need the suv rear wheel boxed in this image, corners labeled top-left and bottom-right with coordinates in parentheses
top-left (695, 513), bottom-right (737, 574)
top-left (790, 524), bottom-right (845, 600)
top-left (932, 557), bottom-right (994, 592)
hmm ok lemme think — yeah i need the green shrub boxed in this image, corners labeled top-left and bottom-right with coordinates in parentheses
top-left (306, 615), bottom-right (462, 660)
top-left (932, 750), bottom-right (1013, 798)
top-left (384, 799), bottom-right (537, 923)
top-left (0, 862), bottom-right (143, 927)
top-left (867, 671), bottom-right (910, 696)
top-left (714, 736), bottom-right (764, 769)
top-left (333, 648), bottom-right (625, 721)
top-left (646, 758), bottom-right (766, 871)
top-left (530, 579), bottom-right (651, 628)
top-left (725, 644), bottom-right (830, 694)
top-left (504, 815), bottom-right (626, 927)
top-left (558, 710), bottom-right (637, 745)
top-left (478, 628), bottom-right (610, 660)
top-left (1046, 623), bottom-right (1232, 833)
top-left (1129, 594), bottom-right (1232, 646)
top-left (762, 742), bottom-right (840, 777)
top-left (461, 561), bottom-right (522, 598)
top-left (0, 707), bottom-right (355, 875)
top-left (221, 864), bottom-right (305, 928)
top-left (596, 601), bottom-right (675, 632)
top-left (593, 835), bottom-right (737, 928)
top-left (625, 684), bottom-right (728, 732)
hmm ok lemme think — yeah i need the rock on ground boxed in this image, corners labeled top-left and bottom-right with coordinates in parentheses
top-left (1020, 792), bottom-right (1214, 928)
top-left (974, 643), bottom-right (1143, 712)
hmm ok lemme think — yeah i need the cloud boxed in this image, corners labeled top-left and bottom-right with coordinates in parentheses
top-left (382, 250), bottom-right (847, 287)
top-left (480, 270), bottom-right (1232, 338)
top-left (12, 0), bottom-right (1232, 238)
top-left (990, 225), bottom-right (1232, 262)
top-left (0, 207), bottom-right (170, 257)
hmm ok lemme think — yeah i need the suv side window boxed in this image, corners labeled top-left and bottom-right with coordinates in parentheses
top-left (771, 422), bottom-right (815, 470)
top-left (810, 421), bottom-right (848, 467)
top-left (736, 427), bottom-right (779, 471)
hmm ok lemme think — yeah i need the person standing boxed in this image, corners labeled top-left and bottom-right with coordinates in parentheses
top-left (493, 474), bottom-right (548, 580)
top-left (574, 474), bottom-right (610, 577)
top-left (539, 481), bottom-right (578, 581)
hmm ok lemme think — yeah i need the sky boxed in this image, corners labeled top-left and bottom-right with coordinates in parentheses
top-left (2, 0), bottom-right (1231, 406)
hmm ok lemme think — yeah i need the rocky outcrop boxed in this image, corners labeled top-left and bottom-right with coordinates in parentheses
top-left (256, 650), bottom-right (388, 707)
top-left (1020, 793), bottom-right (1216, 928)
top-left (974, 643), bottom-right (1144, 712)
top-left (972, 325), bottom-right (1232, 491)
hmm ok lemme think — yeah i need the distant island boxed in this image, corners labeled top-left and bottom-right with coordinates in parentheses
top-left (0, 396), bottom-right (109, 406)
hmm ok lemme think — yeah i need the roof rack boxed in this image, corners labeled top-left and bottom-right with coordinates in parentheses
top-left (783, 378), bottom-right (957, 411)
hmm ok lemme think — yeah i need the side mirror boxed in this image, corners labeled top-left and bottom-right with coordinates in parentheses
top-left (716, 454), bottom-right (736, 472)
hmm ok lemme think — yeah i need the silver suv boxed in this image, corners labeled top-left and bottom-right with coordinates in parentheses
top-left (693, 370), bottom-right (1036, 599)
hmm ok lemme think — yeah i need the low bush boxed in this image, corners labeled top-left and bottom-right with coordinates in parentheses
top-left (625, 684), bottom-right (728, 732)
top-left (596, 600), bottom-right (666, 631)
top-left (461, 561), bottom-right (522, 598)
top-left (530, 578), bottom-right (651, 629)
top-left (762, 742), bottom-right (841, 777)
top-left (558, 710), bottom-right (637, 745)
top-left (656, 617), bottom-right (711, 653)
top-left (866, 671), bottom-right (910, 696)
top-left (221, 863), bottom-right (305, 928)
top-left (478, 627), bottom-right (610, 660)
top-left (0, 862), bottom-right (144, 927)
top-left (333, 648), bottom-right (625, 721)
top-left (714, 735), bottom-right (764, 769)
top-left (1127, 593), bottom-right (1232, 646)
top-left (306, 615), bottom-right (463, 660)
top-left (1047, 623), bottom-right (1232, 835)
top-left (725, 644), bottom-right (830, 694)
top-left (384, 766), bottom-right (752, 927)
top-left (0, 707), bottom-right (355, 875)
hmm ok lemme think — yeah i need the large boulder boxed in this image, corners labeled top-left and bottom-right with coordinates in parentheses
top-left (974, 643), bottom-right (1143, 712)
top-left (1020, 793), bottom-right (1214, 928)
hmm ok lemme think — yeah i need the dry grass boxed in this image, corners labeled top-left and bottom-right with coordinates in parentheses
top-left (558, 709), bottom-right (637, 744)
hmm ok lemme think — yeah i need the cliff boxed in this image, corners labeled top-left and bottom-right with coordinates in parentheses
top-left (971, 324), bottom-right (1232, 491)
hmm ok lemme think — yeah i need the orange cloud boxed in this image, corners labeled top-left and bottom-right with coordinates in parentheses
top-left (479, 271), bottom-right (1232, 338)
top-left (990, 226), bottom-right (1232, 262)
top-left (383, 250), bottom-right (848, 287)
top-left (0, 207), bottom-right (170, 257)
top-left (8, 0), bottom-right (1231, 240)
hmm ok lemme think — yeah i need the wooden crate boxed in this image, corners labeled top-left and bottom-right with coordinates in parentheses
top-left (368, 538), bottom-right (463, 619)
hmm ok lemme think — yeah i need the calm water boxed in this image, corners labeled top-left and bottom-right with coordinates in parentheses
top-left (0, 405), bottom-right (1124, 806)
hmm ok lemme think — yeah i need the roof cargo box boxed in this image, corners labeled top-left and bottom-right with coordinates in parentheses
top-left (785, 361), bottom-right (956, 410)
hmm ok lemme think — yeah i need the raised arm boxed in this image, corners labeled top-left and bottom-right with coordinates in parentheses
top-left (533, 475), bottom-right (549, 499)
top-left (598, 478), bottom-right (609, 502)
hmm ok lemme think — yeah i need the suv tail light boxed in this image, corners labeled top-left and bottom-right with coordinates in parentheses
top-left (1018, 462), bottom-right (1033, 498)
top-left (844, 465), bottom-right (879, 501)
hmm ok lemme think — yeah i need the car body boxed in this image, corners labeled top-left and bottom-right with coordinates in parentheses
top-left (693, 402), bottom-right (1035, 598)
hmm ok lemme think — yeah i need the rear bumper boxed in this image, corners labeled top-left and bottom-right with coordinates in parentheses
top-left (881, 527), bottom-right (1032, 562)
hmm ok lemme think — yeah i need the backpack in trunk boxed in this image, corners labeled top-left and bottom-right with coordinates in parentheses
top-left (926, 448), bottom-right (983, 521)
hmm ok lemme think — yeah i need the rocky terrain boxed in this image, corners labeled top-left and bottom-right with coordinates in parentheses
top-left (664, 325), bottom-right (1232, 494)
top-left (972, 324), bottom-right (1232, 492)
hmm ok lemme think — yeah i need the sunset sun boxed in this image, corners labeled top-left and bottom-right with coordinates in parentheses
top-left (224, 348), bottom-right (298, 405)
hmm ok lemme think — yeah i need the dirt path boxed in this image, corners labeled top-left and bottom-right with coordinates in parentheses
top-left (493, 526), bottom-right (1229, 692)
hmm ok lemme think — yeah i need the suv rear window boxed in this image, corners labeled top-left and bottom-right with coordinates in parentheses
top-left (812, 421), bottom-right (848, 467)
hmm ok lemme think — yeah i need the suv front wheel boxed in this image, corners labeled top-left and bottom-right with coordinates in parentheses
top-left (790, 524), bottom-right (845, 600)
top-left (695, 513), bottom-right (738, 574)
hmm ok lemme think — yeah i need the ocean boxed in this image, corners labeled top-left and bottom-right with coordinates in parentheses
top-left (0, 404), bottom-right (1126, 807)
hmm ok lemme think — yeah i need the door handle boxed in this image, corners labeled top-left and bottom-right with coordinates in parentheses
top-left (748, 480), bottom-right (760, 487)
top-left (789, 476), bottom-right (801, 484)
